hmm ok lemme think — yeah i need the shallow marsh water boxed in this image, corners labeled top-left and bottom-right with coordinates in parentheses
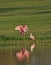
top-left (0, 47), bottom-right (51, 65)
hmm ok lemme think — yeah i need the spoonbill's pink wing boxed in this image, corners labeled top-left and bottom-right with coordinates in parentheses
top-left (16, 51), bottom-right (26, 61)
top-left (25, 50), bottom-right (30, 59)
top-left (23, 25), bottom-right (28, 32)
top-left (15, 25), bottom-right (23, 31)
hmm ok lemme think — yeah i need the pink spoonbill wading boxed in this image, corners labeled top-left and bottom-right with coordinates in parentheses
top-left (15, 25), bottom-right (28, 35)
top-left (16, 48), bottom-right (30, 61)
top-left (16, 44), bottom-right (35, 61)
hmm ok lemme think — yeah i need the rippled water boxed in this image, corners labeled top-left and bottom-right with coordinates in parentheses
top-left (0, 47), bottom-right (51, 65)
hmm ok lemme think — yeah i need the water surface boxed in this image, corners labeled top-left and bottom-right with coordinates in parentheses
top-left (0, 47), bottom-right (51, 65)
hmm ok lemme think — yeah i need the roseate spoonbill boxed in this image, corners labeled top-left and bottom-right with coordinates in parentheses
top-left (30, 33), bottom-right (35, 40)
top-left (31, 44), bottom-right (35, 52)
top-left (16, 48), bottom-right (30, 61)
top-left (15, 25), bottom-right (28, 35)
top-left (16, 44), bottom-right (35, 61)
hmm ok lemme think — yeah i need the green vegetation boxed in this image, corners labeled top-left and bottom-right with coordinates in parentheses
top-left (0, 0), bottom-right (51, 50)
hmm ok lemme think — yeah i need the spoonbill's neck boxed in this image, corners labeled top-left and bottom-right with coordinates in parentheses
top-left (21, 48), bottom-right (25, 55)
